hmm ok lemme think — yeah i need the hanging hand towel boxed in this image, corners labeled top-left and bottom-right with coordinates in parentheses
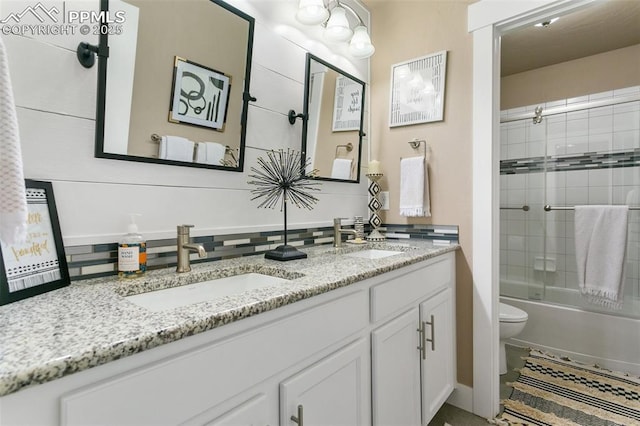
top-left (399, 156), bottom-right (431, 217)
top-left (195, 142), bottom-right (226, 165)
top-left (331, 158), bottom-right (352, 180)
top-left (159, 136), bottom-right (195, 162)
top-left (0, 37), bottom-right (27, 245)
top-left (574, 205), bottom-right (628, 309)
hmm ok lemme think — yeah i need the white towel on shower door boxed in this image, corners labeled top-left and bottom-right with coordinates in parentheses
top-left (574, 205), bottom-right (628, 309)
top-left (0, 37), bottom-right (27, 245)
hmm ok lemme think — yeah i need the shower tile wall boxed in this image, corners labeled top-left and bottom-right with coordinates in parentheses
top-left (500, 86), bottom-right (640, 301)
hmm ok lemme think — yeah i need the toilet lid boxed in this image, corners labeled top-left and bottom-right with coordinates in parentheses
top-left (499, 303), bottom-right (528, 322)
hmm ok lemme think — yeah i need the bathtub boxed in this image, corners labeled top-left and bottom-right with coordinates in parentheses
top-left (501, 279), bottom-right (640, 376)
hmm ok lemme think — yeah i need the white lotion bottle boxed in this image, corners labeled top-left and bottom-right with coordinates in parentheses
top-left (118, 214), bottom-right (147, 279)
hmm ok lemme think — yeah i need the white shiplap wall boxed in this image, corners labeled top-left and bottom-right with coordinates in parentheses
top-left (1, 0), bottom-right (371, 246)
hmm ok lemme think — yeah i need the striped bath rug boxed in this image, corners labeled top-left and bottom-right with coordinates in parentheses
top-left (494, 349), bottom-right (640, 426)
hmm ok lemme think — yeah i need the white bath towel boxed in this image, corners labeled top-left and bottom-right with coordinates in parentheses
top-left (399, 156), bottom-right (431, 217)
top-left (331, 158), bottom-right (352, 180)
top-left (159, 135), bottom-right (194, 162)
top-left (0, 37), bottom-right (27, 245)
top-left (574, 205), bottom-right (628, 309)
top-left (195, 142), bottom-right (226, 166)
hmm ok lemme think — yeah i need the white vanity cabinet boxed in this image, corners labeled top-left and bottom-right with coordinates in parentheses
top-left (371, 253), bottom-right (456, 426)
top-left (0, 250), bottom-right (455, 426)
top-left (419, 287), bottom-right (455, 423)
top-left (1, 288), bottom-right (369, 426)
top-left (371, 307), bottom-right (422, 425)
top-left (280, 338), bottom-right (370, 426)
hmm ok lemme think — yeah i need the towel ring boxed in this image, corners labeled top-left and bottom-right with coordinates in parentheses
top-left (402, 138), bottom-right (430, 162)
top-left (335, 143), bottom-right (353, 158)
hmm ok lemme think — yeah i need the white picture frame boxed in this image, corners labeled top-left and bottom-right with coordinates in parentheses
top-left (389, 51), bottom-right (447, 127)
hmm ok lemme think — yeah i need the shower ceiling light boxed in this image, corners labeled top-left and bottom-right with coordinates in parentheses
top-left (295, 0), bottom-right (375, 59)
top-left (535, 17), bottom-right (559, 28)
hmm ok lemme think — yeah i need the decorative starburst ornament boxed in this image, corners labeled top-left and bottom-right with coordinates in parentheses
top-left (248, 149), bottom-right (321, 260)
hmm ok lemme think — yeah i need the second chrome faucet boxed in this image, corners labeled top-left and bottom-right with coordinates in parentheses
top-left (176, 225), bottom-right (207, 273)
top-left (333, 218), bottom-right (358, 248)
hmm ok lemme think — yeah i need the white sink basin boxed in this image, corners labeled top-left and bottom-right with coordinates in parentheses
top-left (125, 273), bottom-right (290, 312)
top-left (345, 249), bottom-right (402, 260)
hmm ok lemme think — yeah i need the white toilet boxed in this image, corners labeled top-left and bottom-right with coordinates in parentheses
top-left (499, 302), bottom-right (528, 375)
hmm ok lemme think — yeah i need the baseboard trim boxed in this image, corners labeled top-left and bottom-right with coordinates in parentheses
top-left (446, 383), bottom-right (473, 412)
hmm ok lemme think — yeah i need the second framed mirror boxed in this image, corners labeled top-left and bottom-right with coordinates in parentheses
top-left (301, 53), bottom-right (365, 183)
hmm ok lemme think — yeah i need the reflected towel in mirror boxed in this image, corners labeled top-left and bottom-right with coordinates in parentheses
top-left (195, 142), bottom-right (226, 166)
top-left (159, 136), bottom-right (195, 162)
top-left (399, 156), bottom-right (430, 217)
top-left (331, 158), bottom-right (352, 179)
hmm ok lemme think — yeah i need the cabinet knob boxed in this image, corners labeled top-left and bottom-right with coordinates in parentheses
top-left (291, 404), bottom-right (304, 426)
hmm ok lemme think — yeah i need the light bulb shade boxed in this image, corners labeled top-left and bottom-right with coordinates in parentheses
top-left (296, 0), bottom-right (329, 25)
top-left (349, 25), bottom-right (375, 59)
top-left (324, 6), bottom-right (353, 42)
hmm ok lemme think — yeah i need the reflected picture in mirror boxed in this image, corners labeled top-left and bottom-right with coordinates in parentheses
top-left (302, 53), bottom-right (366, 183)
top-left (95, 0), bottom-right (255, 171)
top-left (169, 57), bottom-right (231, 131)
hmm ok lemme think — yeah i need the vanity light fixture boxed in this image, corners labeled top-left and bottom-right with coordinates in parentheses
top-left (295, 0), bottom-right (375, 59)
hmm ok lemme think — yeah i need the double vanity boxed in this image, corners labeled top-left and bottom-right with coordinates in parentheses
top-left (0, 240), bottom-right (457, 425)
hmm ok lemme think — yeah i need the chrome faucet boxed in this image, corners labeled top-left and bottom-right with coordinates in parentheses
top-left (176, 225), bottom-right (207, 273)
top-left (333, 218), bottom-right (358, 248)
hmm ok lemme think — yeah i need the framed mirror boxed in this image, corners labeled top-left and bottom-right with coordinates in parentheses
top-left (301, 53), bottom-right (365, 183)
top-left (94, 0), bottom-right (255, 171)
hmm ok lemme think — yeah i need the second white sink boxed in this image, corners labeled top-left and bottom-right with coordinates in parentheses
top-left (345, 249), bottom-right (402, 260)
top-left (125, 273), bottom-right (291, 312)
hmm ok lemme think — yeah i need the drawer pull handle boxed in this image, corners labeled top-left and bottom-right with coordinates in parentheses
top-left (425, 314), bottom-right (435, 351)
top-left (291, 404), bottom-right (304, 426)
top-left (417, 323), bottom-right (426, 360)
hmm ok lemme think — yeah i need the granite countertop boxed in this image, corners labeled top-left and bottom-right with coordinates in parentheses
top-left (0, 240), bottom-right (458, 397)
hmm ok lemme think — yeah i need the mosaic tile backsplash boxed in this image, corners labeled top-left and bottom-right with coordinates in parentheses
top-left (500, 149), bottom-right (640, 175)
top-left (66, 224), bottom-right (459, 280)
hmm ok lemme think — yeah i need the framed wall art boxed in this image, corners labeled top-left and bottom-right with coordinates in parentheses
top-left (389, 51), bottom-right (447, 127)
top-left (169, 56), bottom-right (231, 131)
top-left (332, 75), bottom-right (363, 132)
top-left (0, 180), bottom-right (70, 305)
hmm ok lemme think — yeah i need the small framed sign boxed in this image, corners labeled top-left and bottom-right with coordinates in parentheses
top-left (169, 56), bottom-right (231, 131)
top-left (0, 180), bottom-right (70, 305)
top-left (332, 75), bottom-right (363, 132)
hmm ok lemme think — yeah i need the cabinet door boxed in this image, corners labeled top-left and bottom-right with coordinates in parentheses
top-left (179, 390), bottom-right (277, 426)
top-left (280, 338), bottom-right (370, 426)
top-left (420, 288), bottom-right (455, 424)
top-left (371, 308), bottom-right (421, 426)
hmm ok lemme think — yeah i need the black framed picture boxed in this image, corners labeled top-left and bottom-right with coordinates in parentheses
top-left (169, 56), bottom-right (231, 131)
top-left (0, 180), bottom-right (70, 305)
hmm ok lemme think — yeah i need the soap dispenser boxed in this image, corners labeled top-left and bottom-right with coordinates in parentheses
top-left (118, 214), bottom-right (147, 279)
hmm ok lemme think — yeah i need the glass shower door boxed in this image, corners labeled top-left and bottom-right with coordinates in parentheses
top-left (499, 113), bottom-right (547, 301)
